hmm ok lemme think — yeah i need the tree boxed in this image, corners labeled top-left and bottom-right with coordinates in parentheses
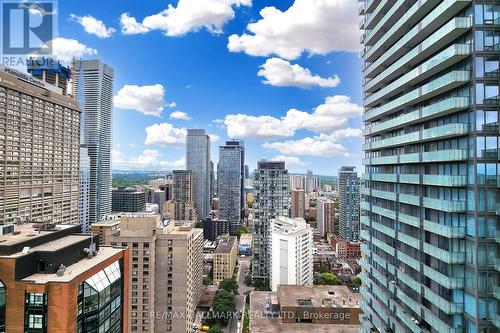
top-left (208, 324), bottom-right (224, 333)
top-left (195, 220), bottom-right (203, 228)
top-left (211, 290), bottom-right (236, 326)
top-left (203, 276), bottom-right (213, 285)
top-left (244, 274), bottom-right (252, 286)
top-left (316, 272), bottom-right (342, 285)
top-left (352, 277), bottom-right (362, 288)
top-left (234, 226), bottom-right (250, 238)
top-left (314, 263), bottom-right (330, 274)
top-left (219, 278), bottom-right (238, 294)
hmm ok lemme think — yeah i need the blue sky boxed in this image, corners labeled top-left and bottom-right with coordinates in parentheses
top-left (53, 0), bottom-right (363, 175)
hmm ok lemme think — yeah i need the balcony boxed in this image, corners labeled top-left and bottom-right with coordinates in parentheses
top-left (422, 265), bottom-right (464, 289)
top-left (364, 71), bottom-right (470, 122)
top-left (372, 221), bottom-right (396, 238)
top-left (399, 193), bottom-right (421, 206)
top-left (422, 220), bottom-right (465, 238)
top-left (399, 213), bottom-right (421, 228)
top-left (364, 44), bottom-right (471, 107)
top-left (364, 0), bottom-right (406, 44)
top-left (363, 97), bottom-right (470, 136)
top-left (372, 237), bottom-right (396, 256)
top-left (423, 286), bottom-right (464, 314)
top-left (372, 205), bottom-right (397, 220)
top-left (364, 0), bottom-right (470, 63)
top-left (397, 250), bottom-right (421, 272)
top-left (399, 174), bottom-right (420, 184)
top-left (398, 233), bottom-right (420, 249)
top-left (423, 243), bottom-right (465, 263)
top-left (422, 197), bottom-right (467, 212)
top-left (422, 149), bottom-right (469, 163)
top-left (422, 174), bottom-right (468, 187)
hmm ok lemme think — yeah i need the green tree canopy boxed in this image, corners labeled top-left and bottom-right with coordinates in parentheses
top-left (316, 272), bottom-right (342, 285)
top-left (219, 278), bottom-right (238, 294)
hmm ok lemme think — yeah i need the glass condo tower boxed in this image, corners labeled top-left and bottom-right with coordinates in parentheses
top-left (360, 1), bottom-right (499, 333)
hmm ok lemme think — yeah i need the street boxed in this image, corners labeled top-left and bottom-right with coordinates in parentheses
top-left (226, 255), bottom-right (252, 333)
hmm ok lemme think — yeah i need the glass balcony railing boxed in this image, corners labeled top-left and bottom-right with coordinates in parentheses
top-left (423, 243), bottom-right (465, 263)
top-left (372, 237), bottom-right (396, 256)
top-left (422, 174), bottom-right (468, 186)
top-left (372, 221), bottom-right (396, 238)
top-left (363, 97), bottom-right (470, 136)
top-left (372, 205), bottom-right (397, 220)
top-left (423, 287), bottom-right (463, 314)
top-left (364, 0), bottom-right (407, 46)
top-left (364, 70), bottom-right (471, 121)
top-left (361, 230), bottom-right (371, 241)
top-left (399, 193), bottom-right (421, 206)
top-left (422, 197), bottom-right (467, 212)
top-left (399, 174), bottom-right (420, 184)
top-left (399, 213), bottom-right (421, 228)
top-left (422, 265), bottom-right (464, 289)
top-left (396, 269), bottom-right (421, 293)
top-left (397, 250), bottom-right (421, 272)
top-left (422, 149), bottom-right (469, 162)
top-left (372, 189), bottom-right (397, 201)
top-left (398, 233), bottom-right (420, 249)
top-left (422, 220), bottom-right (465, 238)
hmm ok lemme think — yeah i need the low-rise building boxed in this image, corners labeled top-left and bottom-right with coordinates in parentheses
top-left (328, 235), bottom-right (361, 259)
top-left (202, 217), bottom-right (231, 241)
top-left (213, 236), bottom-right (237, 284)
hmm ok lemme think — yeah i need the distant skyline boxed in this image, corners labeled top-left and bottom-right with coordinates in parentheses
top-left (51, 0), bottom-right (362, 175)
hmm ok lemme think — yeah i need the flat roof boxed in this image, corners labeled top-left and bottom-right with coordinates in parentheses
top-left (215, 236), bottom-right (236, 254)
top-left (277, 285), bottom-right (361, 309)
top-left (22, 246), bottom-right (124, 284)
top-left (0, 224), bottom-right (76, 247)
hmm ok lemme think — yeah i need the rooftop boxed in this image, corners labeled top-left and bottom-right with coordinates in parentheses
top-left (277, 285), bottom-right (361, 309)
top-left (215, 236), bottom-right (236, 254)
top-left (0, 224), bottom-right (78, 248)
top-left (23, 246), bottom-right (124, 284)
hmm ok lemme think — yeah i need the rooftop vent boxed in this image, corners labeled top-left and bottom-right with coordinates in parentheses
top-left (56, 265), bottom-right (66, 276)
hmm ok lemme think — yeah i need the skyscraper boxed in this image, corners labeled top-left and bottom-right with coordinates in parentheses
top-left (360, 2), bottom-right (499, 332)
top-left (252, 160), bottom-right (290, 280)
top-left (291, 188), bottom-right (306, 218)
top-left (80, 147), bottom-right (91, 232)
top-left (269, 216), bottom-right (313, 292)
top-left (338, 166), bottom-right (360, 242)
top-left (73, 59), bottom-right (114, 225)
top-left (170, 170), bottom-right (197, 221)
top-left (0, 63), bottom-right (80, 225)
top-left (218, 140), bottom-right (245, 229)
top-left (317, 197), bottom-right (335, 237)
top-left (186, 129), bottom-right (211, 219)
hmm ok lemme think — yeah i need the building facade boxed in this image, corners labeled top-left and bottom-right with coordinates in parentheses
top-left (213, 236), bottom-right (237, 284)
top-left (155, 222), bottom-right (204, 333)
top-left (202, 217), bottom-right (231, 242)
top-left (317, 197), bottom-right (335, 237)
top-left (338, 166), bottom-right (360, 241)
top-left (252, 161), bottom-right (290, 280)
top-left (171, 170), bottom-right (197, 221)
top-left (0, 65), bottom-right (80, 225)
top-left (112, 188), bottom-right (147, 213)
top-left (269, 217), bottom-right (313, 292)
top-left (80, 147), bottom-right (91, 232)
top-left (0, 223), bottom-right (129, 333)
top-left (360, 2), bottom-right (499, 333)
top-left (186, 129), bottom-right (211, 219)
top-left (217, 140), bottom-right (245, 229)
top-left (291, 189), bottom-right (306, 218)
top-left (73, 59), bottom-right (114, 225)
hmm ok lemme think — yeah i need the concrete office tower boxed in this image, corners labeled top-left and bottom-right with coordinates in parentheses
top-left (80, 147), bottom-right (91, 231)
top-left (291, 189), bottom-right (306, 218)
top-left (360, 2), bottom-right (500, 332)
top-left (186, 129), bottom-right (211, 219)
top-left (306, 170), bottom-right (314, 193)
top-left (252, 160), bottom-right (290, 280)
top-left (269, 217), bottom-right (313, 292)
top-left (100, 215), bottom-right (161, 333)
top-left (0, 223), bottom-right (129, 333)
top-left (0, 66), bottom-right (80, 225)
top-left (338, 166), bottom-right (360, 241)
top-left (156, 222), bottom-right (204, 333)
top-left (111, 188), bottom-right (147, 213)
top-left (317, 197), bottom-right (335, 237)
top-left (172, 170), bottom-right (197, 221)
top-left (218, 140), bottom-right (245, 229)
top-left (213, 236), bottom-right (237, 283)
top-left (244, 165), bottom-right (250, 179)
top-left (73, 59), bottom-right (114, 225)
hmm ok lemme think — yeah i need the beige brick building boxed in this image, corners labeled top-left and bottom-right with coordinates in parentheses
top-left (213, 236), bottom-right (237, 284)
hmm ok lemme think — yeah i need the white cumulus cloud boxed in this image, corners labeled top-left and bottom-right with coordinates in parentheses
top-left (114, 84), bottom-right (167, 117)
top-left (130, 149), bottom-right (186, 169)
top-left (258, 58), bottom-right (340, 88)
top-left (222, 95), bottom-right (362, 140)
top-left (271, 155), bottom-right (306, 167)
top-left (70, 14), bottom-right (116, 38)
top-left (228, 0), bottom-right (360, 60)
top-left (48, 38), bottom-right (97, 62)
top-left (144, 123), bottom-right (187, 146)
top-left (120, 0), bottom-right (252, 37)
top-left (170, 111), bottom-right (191, 121)
top-left (263, 137), bottom-right (349, 157)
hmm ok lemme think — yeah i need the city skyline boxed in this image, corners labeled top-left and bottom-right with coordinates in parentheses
top-left (30, 0), bottom-right (363, 175)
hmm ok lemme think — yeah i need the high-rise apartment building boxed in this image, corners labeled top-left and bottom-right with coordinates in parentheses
top-left (98, 215), bottom-right (161, 333)
top-left (0, 223), bottom-right (129, 333)
top-left (213, 236), bottom-right (237, 284)
top-left (252, 160), bottom-right (290, 280)
top-left (338, 166), bottom-right (360, 241)
top-left (360, 2), bottom-right (499, 332)
top-left (155, 222), bottom-right (204, 333)
top-left (291, 189), bottom-right (306, 218)
top-left (0, 65), bottom-right (80, 225)
top-left (111, 188), bottom-right (147, 213)
top-left (186, 129), bottom-right (211, 219)
top-left (317, 197), bottom-right (335, 237)
top-left (218, 140), bottom-right (245, 229)
top-left (80, 147), bottom-right (91, 231)
top-left (73, 59), bottom-right (114, 225)
top-left (269, 217), bottom-right (313, 292)
top-left (171, 170), bottom-right (197, 221)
